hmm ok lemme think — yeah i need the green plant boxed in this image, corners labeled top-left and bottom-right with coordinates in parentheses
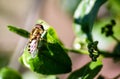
top-left (0, 67), bottom-right (22, 79)
top-left (1, 0), bottom-right (120, 79)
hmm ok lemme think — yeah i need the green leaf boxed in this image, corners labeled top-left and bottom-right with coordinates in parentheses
top-left (8, 25), bottom-right (30, 38)
top-left (67, 61), bottom-right (103, 79)
top-left (73, 0), bottom-right (107, 41)
top-left (19, 27), bottom-right (72, 75)
top-left (0, 67), bottom-right (22, 79)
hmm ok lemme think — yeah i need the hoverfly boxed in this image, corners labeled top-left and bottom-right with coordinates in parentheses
top-left (27, 24), bottom-right (45, 58)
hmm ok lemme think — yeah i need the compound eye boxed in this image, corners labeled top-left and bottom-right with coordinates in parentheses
top-left (40, 25), bottom-right (44, 31)
top-left (35, 24), bottom-right (44, 31)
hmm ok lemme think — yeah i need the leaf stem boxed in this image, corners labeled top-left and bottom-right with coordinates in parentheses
top-left (99, 51), bottom-right (120, 58)
top-left (65, 48), bottom-right (88, 54)
top-left (66, 48), bottom-right (120, 58)
top-left (111, 35), bottom-right (120, 43)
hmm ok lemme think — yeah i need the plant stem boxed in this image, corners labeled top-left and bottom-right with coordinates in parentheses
top-left (99, 51), bottom-right (120, 58)
top-left (66, 48), bottom-right (120, 58)
top-left (111, 35), bottom-right (120, 43)
top-left (65, 48), bottom-right (88, 54)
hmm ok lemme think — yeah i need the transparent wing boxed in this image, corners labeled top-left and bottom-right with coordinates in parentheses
top-left (23, 39), bottom-right (38, 58)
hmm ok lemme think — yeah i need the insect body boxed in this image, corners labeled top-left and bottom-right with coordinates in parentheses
top-left (28, 24), bottom-right (44, 58)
